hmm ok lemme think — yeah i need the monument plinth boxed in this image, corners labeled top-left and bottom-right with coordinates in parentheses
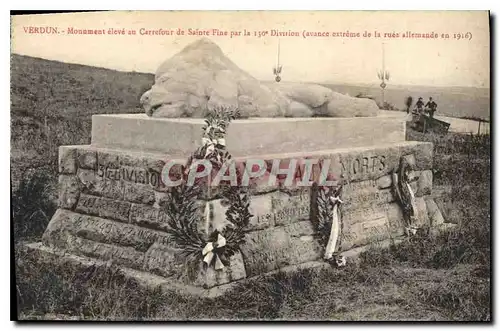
top-left (91, 114), bottom-right (406, 156)
top-left (27, 113), bottom-right (446, 297)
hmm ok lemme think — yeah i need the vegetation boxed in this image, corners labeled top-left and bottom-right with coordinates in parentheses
top-left (377, 101), bottom-right (398, 111)
top-left (11, 55), bottom-right (490, 321)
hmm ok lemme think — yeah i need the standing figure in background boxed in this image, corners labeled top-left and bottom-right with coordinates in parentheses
top-left (414, 97), bottom-right (425, 114)
top-left (404, 96), bottom-right (413, 114)
top-left (425, 97), bottom-right (438, 118)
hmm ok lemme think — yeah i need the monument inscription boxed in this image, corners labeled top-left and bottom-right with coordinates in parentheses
top-left (340, 154), bottom-right (387, 178)
top-left (96, 164), bottom-right (162, 189)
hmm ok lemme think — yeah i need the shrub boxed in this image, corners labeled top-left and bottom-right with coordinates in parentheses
top-left (12, 170), bottom-right (57, 242)
top-left (377, 101), bottom-right (397, 110)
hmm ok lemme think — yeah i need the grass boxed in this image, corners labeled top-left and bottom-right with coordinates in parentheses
top-left (10, 54), bottom-right (153, 190)
top-left (11, 55), bottom-right (491, 321)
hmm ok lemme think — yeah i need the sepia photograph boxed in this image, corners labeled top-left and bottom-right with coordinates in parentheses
top-left (10, 10), bottom-right (491, 321)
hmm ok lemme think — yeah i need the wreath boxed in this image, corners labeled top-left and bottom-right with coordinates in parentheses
top-left (315, 184), bottom-right (346, 267)
top-left (162, 106), bottom-right (253, 272)
top-left (162, 105), bottom-right (346, 271)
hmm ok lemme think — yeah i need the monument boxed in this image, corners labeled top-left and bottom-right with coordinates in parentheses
top-left (27, 39), bottom-right (447, 297)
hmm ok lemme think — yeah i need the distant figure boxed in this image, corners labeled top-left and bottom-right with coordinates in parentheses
top-left (404, 96), bottom-right (413, 114)
top-left (425, 97), bottom-right (438, 118)
top-left (414, 97), bottom-right (425, 114)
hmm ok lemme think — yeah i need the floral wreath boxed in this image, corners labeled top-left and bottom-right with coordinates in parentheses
top-left (163, 106), bottom-right (348, 272)
top-left (315, 185), bottom-right (346, 267)
top-left (162, 106), bottom-right (252, 272)
top-left (392, 155), bottom-right (420, 237)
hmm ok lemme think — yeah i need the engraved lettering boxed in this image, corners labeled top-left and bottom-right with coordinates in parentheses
top-left (150, 172), bottom-right (159, 188)
top-left (370, 155), bottom-right (378, 172)
top-left (362, 157), bottom-right (369, 173)
top-left (125, 168), bottom-right (135, 181)
top-left (97, 164), bottom-right (105, 178)
top-left (136, 170), bottom-right (146, 184)
top-left (379, 155), bottom-right (386, 171)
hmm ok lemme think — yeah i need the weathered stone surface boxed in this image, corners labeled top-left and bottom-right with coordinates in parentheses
top-left (75, 194), bottom-right (131, 222)
top-left (377, 175), bottom-right (393, 189)
top-left (386, 203), bottom-right (406, 235)
top-left (42, 209), bottom-right (171, 252)
top-left (424, 197), bottom-right (445, 226)
top-left (203, 251), bottom-right (247, 288)
top-left (269, 190), bottom-right (311, 226)
top-left (342, 204), bottom-right (389, 227)
top-left (340, 200), bottom-right (419, 251)
top-left (59, 175), bottom-right (80, 209)
top-left (123, 182), bottom-right (155, 205)
top-left (77, 168), bottom-right (124, 200)
top-left (143, 243), bottom-right (190, 280)
top-left (341, 180), bottom-right (394, 212)
top-left (417, 170), bottom-right (433, 197)
top-left (210, 189), bottom-right (310, 232)
top-left (153, 191), bottom-right (169, 209)
top-left (340, 217), bottom-right (391, 250)
top-left (97, 150), bottom-right (120, 169)
top-left (240, 221), bottom-right (321, 277)
top-left (338, 147), bottom-right (398, 182)
top-left (129, 203), bottom-right (165, 230)
top-left (414, 197), bottom-right (430, 227)
top-left (59, 146), bottom-right (77, 174)
top-left (91, 115), bottom-right (406, 157)
top-left (66, 235), bottom-right (145, 270)
top-left (42, 209), bottom-right (73, 248)
top-left (77, 149), bottom-right (97, 170)
top-left (87, 124), bottom-right (433, 194)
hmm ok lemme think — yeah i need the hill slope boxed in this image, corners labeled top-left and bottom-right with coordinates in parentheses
top-left (11, 54), bottom-right (154, 183)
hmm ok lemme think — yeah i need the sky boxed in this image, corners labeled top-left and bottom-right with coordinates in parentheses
top-left (10, 11), bottom-right (490, 88)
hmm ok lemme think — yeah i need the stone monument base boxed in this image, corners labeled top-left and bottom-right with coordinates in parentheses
top-left (27, 115), bottom-right (450, 297)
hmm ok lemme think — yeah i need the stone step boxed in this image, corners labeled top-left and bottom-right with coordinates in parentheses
top-left (91, 114), bottom-right (407, 156)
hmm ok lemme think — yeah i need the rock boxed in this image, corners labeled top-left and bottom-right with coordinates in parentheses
top-left (77, 150), bottom-right (97, 170)
top-left (377, 175), bottom-right (393, 189)
top-left (67, 235), bottom-right (146, 270)
top-left (59, 175), bottom-right (80, 209)
top-left (424, 197), bottom-right (445, 226)
top-left (44, 209), bottom-right (171, 252)
top-left (76, 168), bottom-right (124, 200)
top-left (59, 147), bottom-right (76, 174)
top-left (210, 190), bottom-right (310, 232)
top-left (123, 182), bottom-right (155, 205)
top-left (203, 251), bottom-right (247, 288)
top-left (414, 197), bottom-right (430, 227)
top-left (417, 170), bottom-right (433, 196)
top-left (141, 38), bottom-right (379, 118)
top-left (240, 221), bottom-right (321, 277)
top-left (143, 243), bottom-right (192, 280)
top-left (75, 194), bottom-right (131, 222)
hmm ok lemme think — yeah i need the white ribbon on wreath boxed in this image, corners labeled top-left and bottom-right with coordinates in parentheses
top-left (324, 196), bottom-right (346, 267)
top-left (202, 233), bottom-right (227, 270)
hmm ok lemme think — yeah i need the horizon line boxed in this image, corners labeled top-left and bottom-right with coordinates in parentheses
top-left (11, 52), bottom-right (490, 90)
